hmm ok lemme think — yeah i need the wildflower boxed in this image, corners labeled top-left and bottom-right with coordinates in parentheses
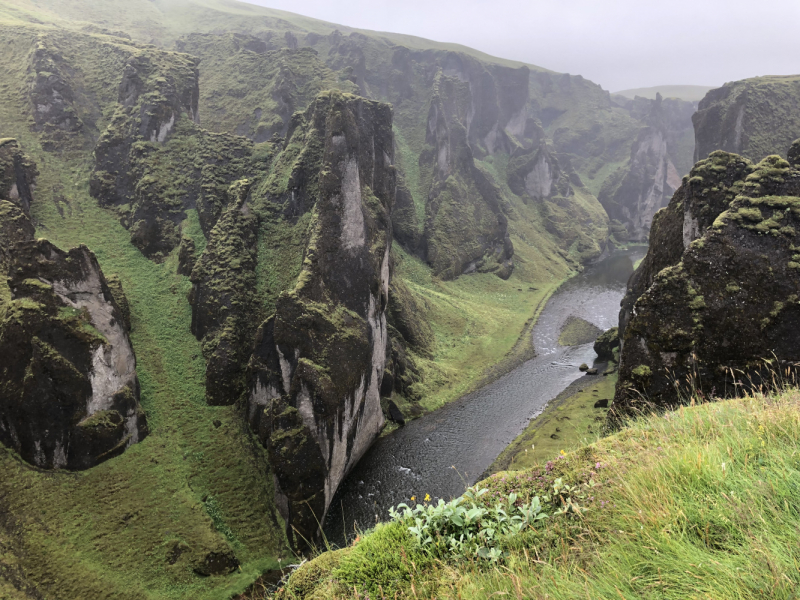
top-left (560, 449), bottom-right (566, 456)
top-left (410, 495), bottom-right (416, 502)
top-left (424, 493), bottom-right (431, 502)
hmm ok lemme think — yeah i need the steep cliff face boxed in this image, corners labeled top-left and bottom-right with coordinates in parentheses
top-left (188, 179), bottom-right (261, 406)
top-left (421, 72), bottom-right (514, 279)
top-left (693, 76), bottom-right (800, 163)
top-left (599, 94), bottom-right (696, 240)
top-left (0, 143), bottom-right (147, 469)
top-left (0, 241), bottom-right (148, 470)
top-left (176, 34), bottom-right (356, 141)
top-left (612, 142), bottom-right (800, 418)
top-left (90, 47), bottom-right (236, 259)
top-left (245, 91), bottom-right (394, 547)
top-left (0, 140), bottom-right (37, 272)
top-left (508, 141), bottom-right (609, 261)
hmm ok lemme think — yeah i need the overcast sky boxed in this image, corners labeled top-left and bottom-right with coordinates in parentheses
top-left (242, 0), bottom-right (799, 92)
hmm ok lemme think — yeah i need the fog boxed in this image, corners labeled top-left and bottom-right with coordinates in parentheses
top-left (242, 0), bottom-right (800, 92)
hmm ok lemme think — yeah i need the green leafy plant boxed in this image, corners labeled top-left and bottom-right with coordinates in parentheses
top-left (389, 486), bottom-right (549, 562)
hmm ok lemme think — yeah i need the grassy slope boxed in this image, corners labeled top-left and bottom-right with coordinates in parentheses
top-left (279, 389), bottom-right (800, 599)
top-left (391, 148), bottom-right (589, 415)
top-left (0, 24), bottom-right (286, 600)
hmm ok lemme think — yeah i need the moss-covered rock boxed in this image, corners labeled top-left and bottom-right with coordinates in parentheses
top-left (421, 70), bottom-right (514, 279)
top-left (0, 240), bottom-right (147, 469)
top-left (612, 141), bottom-right (800, 418)
top-left (593, 327), bottom-right (619, 360)
top-left (189, 179), bottom-right (259, 405)
top-left (246, 91), bottom-right (394, 549)
top-left (0, 140), bottom-right (38, 279)
top-left (693, 76), bottom-right (800, 164)
top-left (89, 45), bottom-right (267, 260)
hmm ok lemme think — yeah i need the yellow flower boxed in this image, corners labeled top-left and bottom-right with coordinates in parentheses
top-left (410, 495), bottom-right (416, 502)
top-left (424, 493), bottom-right (431, 502)
top-left (560, 449), bottom-right (565, 456)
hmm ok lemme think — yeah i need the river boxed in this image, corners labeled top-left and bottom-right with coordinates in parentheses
top-left (323, 247), bottom-right (646, 544)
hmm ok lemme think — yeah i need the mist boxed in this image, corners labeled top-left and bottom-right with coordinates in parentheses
top-left (241, 0), bottom-right (800, 92)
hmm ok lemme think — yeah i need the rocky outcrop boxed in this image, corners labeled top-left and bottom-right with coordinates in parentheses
top-left (0, 140), bottom-right (37, 272)
top-left (421, 71), bottom-right (514, 279)
top-left (90, 48), bottom-right (257, 260)
top-left (27, 37), bottom-right (86, 150)
top-left (599, 94), bottom-right (696, 240)
top-left (693, 76), bottom-right (800, 163)
top-left (508, 142), bottom-right (609, 262)
top-left (0, 143), bottom-right (146, 469)
top-left (0, 241), bottom-right (148, 470)
top-left (245, 91), bottom-right (394, 548)
top-left (189, 180), bottom-right (259, 406)
top-left (612, 142), bottom-right (800, 418)
top-left (593, 327), bottom-right (619, 361)
top-left (176, 34), bottom-right (355, 142)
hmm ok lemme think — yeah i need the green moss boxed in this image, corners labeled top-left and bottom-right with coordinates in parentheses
top-left (78, 409), bottom-right (123, 429)
top-left (688, 295), bottom-right (706, 310)
top-left (632, 365), bottom-right (652, 378)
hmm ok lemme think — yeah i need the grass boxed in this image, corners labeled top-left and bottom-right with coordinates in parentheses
top-left (0, 25), bottom-right (288, 599)
top-left (276, 387), bottom-right (800, 599)
top-left (557, 316), bottom-right (602, 346)
top-left (391, 243), bottom-right (569, 415)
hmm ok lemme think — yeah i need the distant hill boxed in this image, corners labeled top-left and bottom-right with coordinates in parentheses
top-left (614, 84), bottom-right (715, 102)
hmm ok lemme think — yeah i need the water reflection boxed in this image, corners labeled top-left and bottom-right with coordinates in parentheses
top-left (323, 247), bottom-right (645, 544)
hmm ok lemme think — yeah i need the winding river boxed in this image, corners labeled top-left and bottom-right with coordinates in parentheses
top-left (323, 247), bottom-right (646, 544)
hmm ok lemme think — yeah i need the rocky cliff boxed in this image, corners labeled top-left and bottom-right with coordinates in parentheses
top-left (245, 91), bottom-right (394, 547)
top-left (90, 46), bottom-right (261, 260)
top-left (0, 141), bottom-right (147, 470)
top-left (0, 139), bottom-right (37, 273)
top-left (600, 94), bottom-right (697, 240)
top-left (421, 71), bottom-right (514, 278)
top-left (694, 76), bottom-right (800, 163)
top-left (612, 141), bottom-right (800, 418)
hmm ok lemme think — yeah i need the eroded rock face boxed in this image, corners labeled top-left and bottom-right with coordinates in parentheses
top-left (422, 71), bottom-right (514, 279)
top-left (189, 180), bottom-right (259, 406)
top-left (0, 244), bottom-right (146, 470)
top-left (612, 143), bottom-right (800, 418)
top-left (0, 141), bottom-right (146, 470)
top-left (693, 77), bottom-right (800, 164)
top-left (246, 91), bottom-right (394, 548)
top-left (508, 141), bottom-right (609, 262)
top-left (90, 48), bottom-right (257, 260)
top-left (27, 37), bottom-right (86, 150)
top-left (0, 140), bottom-right (37, 270)
top-left (600, 94), bottom-right (696, 241)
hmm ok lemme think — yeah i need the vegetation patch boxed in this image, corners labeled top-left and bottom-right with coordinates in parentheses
top-left (276, 389), bottom-right (800, 599)
top-left (557, 315), bottom-right (603, 346)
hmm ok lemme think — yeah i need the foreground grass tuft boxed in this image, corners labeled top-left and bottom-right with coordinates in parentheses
top-left (275, 390), bottom-right (800, 599)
